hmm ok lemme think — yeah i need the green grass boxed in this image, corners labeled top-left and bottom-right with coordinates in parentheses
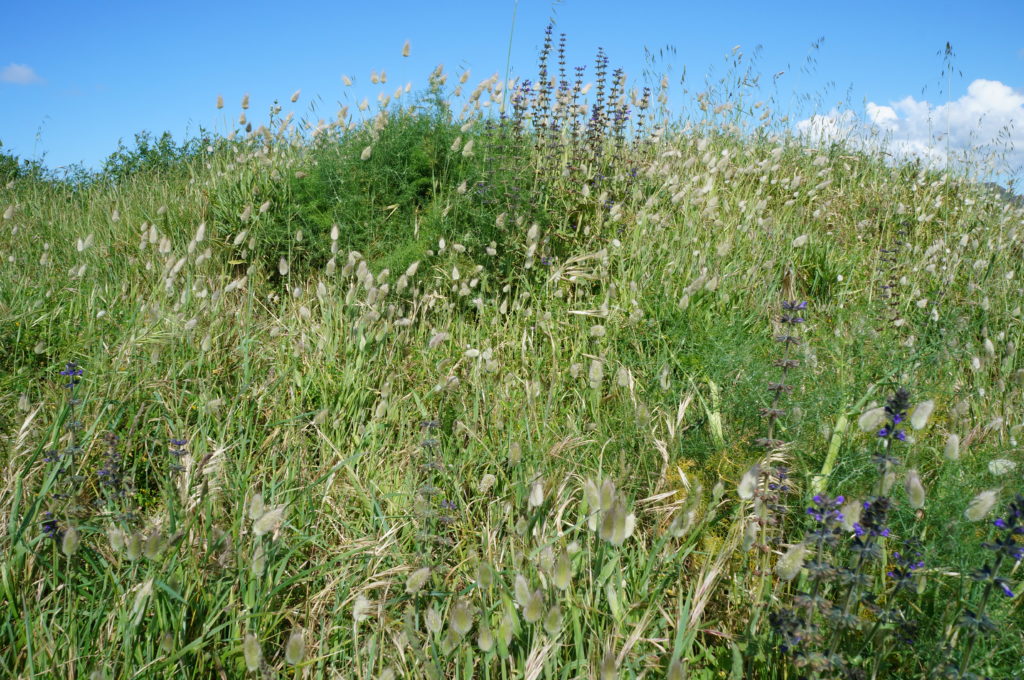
top-left (1, 36), bottom-right (1023, 680)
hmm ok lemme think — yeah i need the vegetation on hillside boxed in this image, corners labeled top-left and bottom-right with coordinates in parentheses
top-left (1, 24), bottom-right (1022, 680)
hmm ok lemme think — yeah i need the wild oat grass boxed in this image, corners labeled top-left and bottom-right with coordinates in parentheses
top-left (1, 23), bottom-right (1022, 680)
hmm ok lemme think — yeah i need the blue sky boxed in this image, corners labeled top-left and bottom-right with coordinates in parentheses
top-left (2, 0), bottom-right (1023, 180)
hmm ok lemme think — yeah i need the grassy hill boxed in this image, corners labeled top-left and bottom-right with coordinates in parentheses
top-left (1, 30), bottom-right (1022, 680)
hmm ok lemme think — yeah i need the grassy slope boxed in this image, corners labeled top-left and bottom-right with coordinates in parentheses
top-left (1, 84), bottom-right (1023, 679)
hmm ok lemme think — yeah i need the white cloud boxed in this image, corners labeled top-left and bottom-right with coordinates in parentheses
top-left (1, 63), bottom-right (42, 85)
top-left (797, 79), bottom-right (1024, 175)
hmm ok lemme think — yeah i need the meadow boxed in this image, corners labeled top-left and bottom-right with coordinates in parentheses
top-left (1, 25), bottom-right (1022, 680)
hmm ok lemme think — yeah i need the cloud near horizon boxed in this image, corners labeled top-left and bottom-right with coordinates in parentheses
top-left (797, 79), bottom-right (1024, 176)
top-left (1, 63), bottom-right (42, 85)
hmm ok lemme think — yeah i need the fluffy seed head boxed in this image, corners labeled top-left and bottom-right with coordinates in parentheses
top-left (449, 599), bottom-right (474, 636)
top-left (361, 145), bottom-right (372, 161)
top-left (477, 623), bottom-right (494, 652)
top-left (965, 490), bottom-right (998, 521)
top-left (242, 633), bottom-right (262, 671)
top-left (905, 469), bottom-right (926, 509)
top-left (290, 89), bottom-right (301, 103)
top-left (543, 604), bottom-right (563, 635)
top-left (737, 465), bottom-right (759, 500)
top-left (406, 566), bottom-right (430, 594)
top-left (858, 407), bottom-right (887, 432)
top-left (425, 606), bottom-right (442, 633)
top-left (402, 40), bottom-right (411, 57)
top-left (776, 542), bottom-right (808, 581)
top-left (216, 95), bottom-right (224, 109)
top-left (529, 479), bottom-right (545, 508)
top-left (523, 589), bottom-right (545, 623)
top-left (989, 459), bottom-right (1017, 475)
top-left (944, 433), bottom-right (961, 461)
top-left (252, 506), bottom-right (285, 537)
top-left (125, 532), bottom-right (142, 561)
top-left (284, 628), bottom-right (305, 665)
top-left (514, 574), bottom-right (532, 607)
top-left (910, 400), bottom-right (935, 430)
top-left (428, 332), bottom-right (449, 349)
top-left (353, 594), bottom-right (371, 622)
top-left (600, 649), bottom-right (618, 680)
top-left (552, 550), bottom-right (571, 590)
top-left (248, 493), bottom-right (265, 520)
top-left (250, 541), bottom-right (266, 576)
top-left (62, 526), bottom-right (81, 557)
